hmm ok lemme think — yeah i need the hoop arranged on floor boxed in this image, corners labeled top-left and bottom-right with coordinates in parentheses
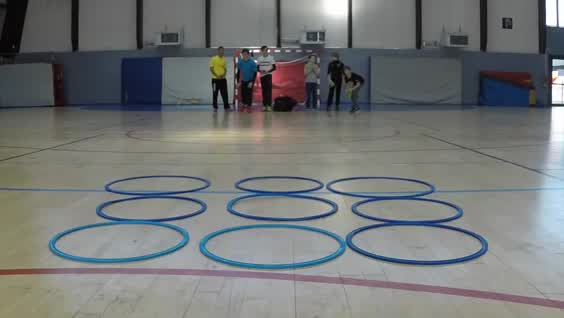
top-left (235, 176), bottom-right (324, 194)
top-left (227, 194), bottom-right (338, 222)
top-left (200, 224), bottom-right (346, 269)
top-left (96, 196), bottom-right (207, 222)
top-left (352, 197), bottom-right (463, 224)
top-left (49, 221), bottom-right (190, 263)
top-left (105, 175), bottom-right (211, 196)
top-left (346, 223), bottom-right (488, 266)
top-left (326, 177), bottom-right (436, 199)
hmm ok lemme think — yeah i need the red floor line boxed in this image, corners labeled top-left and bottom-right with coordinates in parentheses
top-left (1, 268), bottom-right (563, 310)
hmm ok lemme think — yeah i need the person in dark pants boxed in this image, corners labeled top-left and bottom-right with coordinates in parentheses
top-left (304, 55), bottom-right (320, 109)
top-left (327, 52), bottom-right (344, 111)
top-left (236, 49), bottom-right (257, 113)
top-left (209, 46), bottom-right (231, 112)
top-left (257, 45), bottom-right (276, 112)
top-left (344, 66), bottom-right (365, 113)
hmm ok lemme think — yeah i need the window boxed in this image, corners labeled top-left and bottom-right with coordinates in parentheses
top-left (561, 0), bottom-right (564, 26)
top-left (548, 0), bottom-right (558, 26)
top-left (548, 0), bottom-right (564, 27)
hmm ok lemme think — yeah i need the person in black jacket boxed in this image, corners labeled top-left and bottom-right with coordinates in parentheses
top-left (326, 52), bottom-right (344, 111)
top-left (344, 66), bottom-right (364, 113)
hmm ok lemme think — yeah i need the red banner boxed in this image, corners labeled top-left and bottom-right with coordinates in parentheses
top-left (238, 61), bottom-right (307, 103)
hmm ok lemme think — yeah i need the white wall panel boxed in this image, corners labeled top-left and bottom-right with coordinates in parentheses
top-left (488, 0), bottom-right (538, 53)
top-left (353, 0), bottom-right (415, 49)
top-left (162, 57), bottom-right (234, 104)
top-left (79, 0), bottom-right (136, 51)
top-left (422, 0), bottom-right (480, 50)
top-left (211, 0), bottom-right (276, 47)
top-left (371, 57), bottom-right (462, 104)
top-left (282, 0), bottom-right (347, 48)
top-left (0, 63), bottom-right (54, 107)
top-left (144, 0), bottom-right (205, 48)
top-left (20, 0), bottom-right (72, 53)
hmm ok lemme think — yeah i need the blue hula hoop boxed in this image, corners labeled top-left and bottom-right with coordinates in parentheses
top-left (326, 177), bottom-right (436, 199)
top-left (200, 224), bottom-right (346, 270)
top-left (49, 221), bottom-right (190, 263)
top-left (96, 196), bottom-right (207, 222)
top-left (227, 194), bottom-right (338, 222)
top-left (352, 198), bottom-right (463, 224)
top-left (346, 223), bottom-right (488, 266)
top-left (235, 176), bottom-right (324, 194)
top-left (105, 175), bottom-right (211, 196)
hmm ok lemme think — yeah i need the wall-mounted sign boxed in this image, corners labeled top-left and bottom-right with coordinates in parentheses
top-left (502, 17), bottom-right (513, 29)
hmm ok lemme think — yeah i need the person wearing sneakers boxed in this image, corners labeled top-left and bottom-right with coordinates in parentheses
top-left (209, 46), bottom-right (231, 112)
top-left (257, 45), bottom-right (276, 112)
top-left (344, 66), bottom-right (364, 113)
top-left (304, 55), bottom-right (320, 109)
top-left (237, 49), bottom-right (257, 113)
top-left (327, 52), bottom-right (344, 111)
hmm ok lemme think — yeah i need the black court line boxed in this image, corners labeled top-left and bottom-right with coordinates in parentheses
top-left (423, 134), bottom-right (564, 182)
top-left (50, 147), bottom-right (461, 155)
top-left (0, 145), bottom-right (43, 150)
top-left (125, 129), bottom-right (403, 146)
top-left (386, 116), bottom-right (442, 132)
top-left (0, 134), bottom-right (105, 163)
top-left (49, 142), bottom-right (563, 155)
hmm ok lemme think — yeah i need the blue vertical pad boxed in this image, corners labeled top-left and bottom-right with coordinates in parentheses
top-left (121, 57), bottom-right (163, 105)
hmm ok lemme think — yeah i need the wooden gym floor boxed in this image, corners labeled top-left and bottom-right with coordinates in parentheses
top-left (0, 105), bottom-right (564, 317)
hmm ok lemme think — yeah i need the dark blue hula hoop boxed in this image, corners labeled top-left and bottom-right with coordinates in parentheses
top-left (227, 194), bottom-right (338, 222)
top-left (49, 221), bottom-right (190, 263)
top-left (104, 175), bottom-right (211, 196)
top-left (96, 196), bottom-right (207, 222)
top-left (326, 177), bottom-right (436, 199)
top-left (352, 198), bottom-right (463, 224)
top-left (347, 223), bottom-right (488, 266)
top-left (200, 224), bottom-right (346, 270)
top-left (235, 176), bottom-right (324, 194)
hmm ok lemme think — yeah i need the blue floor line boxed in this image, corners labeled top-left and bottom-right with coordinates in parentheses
top-left (1, 187), bottom-right (564, 194)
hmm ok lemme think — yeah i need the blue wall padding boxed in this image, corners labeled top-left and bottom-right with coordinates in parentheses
top-left (15, 49), bottom-right (547, 106)
top-left (479, 78), bottom-right (530, 107)
top-left (122, 57), bottom-right (162, 105)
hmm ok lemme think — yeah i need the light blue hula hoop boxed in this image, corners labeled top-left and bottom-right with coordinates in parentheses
top-left (235, 176), bottom-right (324, 194)
top-left (96, 195), bottom-right (207, 222)
top-left (227, 194), bottom-right (338, 222)
top-left (352, 197), bottom-right (463, 224)
top-left (104, 175), bottom-right (211, 196)
top-left (200, 224), bottom-right (346, 269)
top-left (326, 176), bottom-right (436, 199)
top-left (49, 221), bottom-right (190, 263)
top-left (347, 223), bottom-right (488, 266)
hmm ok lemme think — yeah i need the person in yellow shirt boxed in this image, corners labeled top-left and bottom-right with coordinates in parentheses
top-left (210, 46), bottom-right (231, 112)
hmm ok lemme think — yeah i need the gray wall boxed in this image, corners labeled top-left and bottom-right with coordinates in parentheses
top-left (16, 48), bottom-right (213, 105)
top-left (15, 48), bottom-right (547, 106)
top-left (462, 51), bottom-right (546, 105)
top-left (548, 27), bottom-right (564, 55)
top-left (20, 0), bottom-right (541, 54)
top-left (318, 49), bottom-right (546, 106)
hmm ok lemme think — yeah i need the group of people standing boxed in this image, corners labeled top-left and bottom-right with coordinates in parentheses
top-left (209, 47), bottom-right (364, 113)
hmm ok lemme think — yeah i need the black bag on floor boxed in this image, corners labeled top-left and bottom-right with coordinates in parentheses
top-left (273, 96), bottom-right (297, 112)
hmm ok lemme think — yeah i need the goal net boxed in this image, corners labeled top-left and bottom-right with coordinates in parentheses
top-left (233, 48), bottom-right (321, 109)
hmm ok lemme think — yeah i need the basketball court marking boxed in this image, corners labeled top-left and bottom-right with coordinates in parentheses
top-left (423, 134), bottom-right (564, 182)
top-left (1, 186), bottom-right (564, 194)
top-left (0, 134), bottom-right (104, 163)
top-left (1, 267), bottom-right (562, 310)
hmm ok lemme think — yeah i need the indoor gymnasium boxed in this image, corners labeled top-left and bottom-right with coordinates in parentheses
top-left (1, 0), bottom-right (564, 317)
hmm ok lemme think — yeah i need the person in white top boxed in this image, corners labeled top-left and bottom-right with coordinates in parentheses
top-left (257, 45), bottom-right (276, 112)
